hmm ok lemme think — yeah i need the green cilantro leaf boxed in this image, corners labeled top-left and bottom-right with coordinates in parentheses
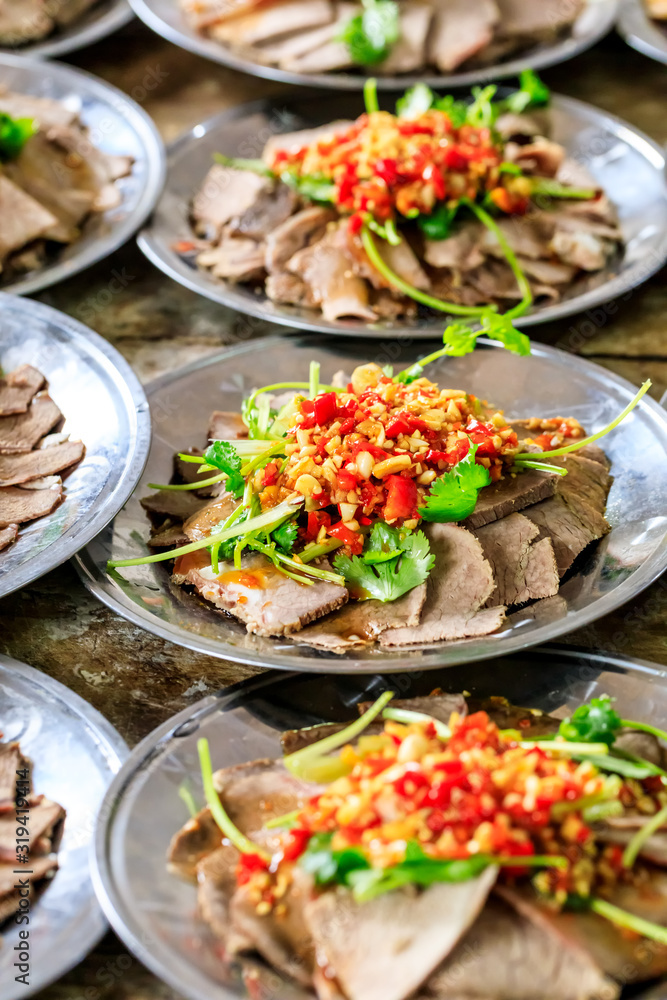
top-left (466, 85), bottom-right (499, 128)
top-left (503, 70), bottom-right (551, 114)
top-left (339, 0), bottom-right (400, 65)
top-left (434, 94), bottom-right (469, 129)
top-left (334, 522), bottom-right (434, 602)
top-left (203, 441), bottom-right (245, 498)
top-left (419, 441), bottom-right (491, 523)
top-left (0, 113), bottom-right (37, 162)
top-left (480, 312), bottom-right (531, 356)
top-left (280, 171), bottom-right (337, 203)
top-left (559, 696), bottom-right (622, 747)
top-left (299, 833), bottom-right (370, 886)
top-left (271, 517), bottom-right (298, 554)
top-left (396, 82), bottom-right (435, 119)
top-left (417, 202), bottom-right (459, 241)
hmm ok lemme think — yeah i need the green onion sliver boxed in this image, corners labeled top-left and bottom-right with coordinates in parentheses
top-left (622, 803), bottom-right (667, 868)
top-left (285, 690), bottom-right (395, 781)
top-left (513, 459), bottom-right (568, 477)
top-left (461, 198), bottom-right (532, 319)
top-left (198, 738), bottom-right (270, 859)
top-left (147, 472), bottom-right (228, 492)
top-left (515, 381), bottom-right (652, 461)
top-left (591, 897), bottom-right (667, 946)
top-left (383, 706), bottom-right (451, 741)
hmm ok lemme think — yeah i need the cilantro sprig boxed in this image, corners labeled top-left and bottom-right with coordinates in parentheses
top-left (418, 442), bottom-right (491, 523)
top-left (333, 523), bottom-right (434, 602)
top-left (0, 113), bottom-right (37, 162)
top-left (203, 441), bottom-right (245, 498)
top-left (339, 0), bottom-right (400, 66)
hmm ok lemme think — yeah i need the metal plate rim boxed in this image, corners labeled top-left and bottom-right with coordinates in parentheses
top-left (0, 52), bottom-right (166, 297)
top-left (128, 0), bottom-right (618, 90)
top-left (0, 652), bottom-right (129, 999)
top-left (91, 643), bottom-right (667, 1000)
top-left (137, 91), bottom-right (667, 339)
top-left (75, 333), bottom-right (667, 673)
top-left (617, 0), bottom-right (667, 65)
top-left (0, 1), bottom-right (133, 60)
top-left (0, 293), bottom-right (152, 600)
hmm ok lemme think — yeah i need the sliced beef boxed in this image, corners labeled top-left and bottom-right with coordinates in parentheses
top-left (423, 223), bottom-right (485, 271)
top-left (196, 844), bottom-right (239, 941)
top-left (0, 195), bottom-right (55, 259)
top-left (0, 855), bottom-right (58, 924)
top-left (183, 493), bottom-right (240, 541)
top-left (381, 523), bottom-right (505, 646)
top-left (303, 867), bottom-right (498, 1000)
top-left (550, 229), bottom-right (610, 272)
top-left (0, 91), bottom-right (78, 130)
top-left (428, 0), bottom-right (499, 71)
top-left (504, 137), bottom-right (566, 177)
top-left (168, 759), bottom-right (320, 881)
top-left (500, 879), bottom-right (667, 986)
top-left (229, 183), bottom-right (297, 241)
top-left (495, 0), bottom-right (584, 38)
top-left (276, 37), bottom-right (353, 73)
top-left (0, 0), bottom-right (52, 44)
top-left (148, 524), bottom-right (190, 549)
top-left (208, 410), bottom-right (248, 443)
top-left (265, 206), bottom-right (336, 272)
top-left (0, 795), bottom-right (64, 861)
top-left (463, 468), bottom-right (558, 530)
top-left (0, 480), bottom-right (63, 529)
top-left (292, 583), bottom-right (427, 652)
top-left (0, 742), bottom-right (31, 801)
top-left (197, 237), bottom-right (266, 282)
top-left (0, 394), bottom-right (62, 454)
top-left (376, 238), bottom-right (430, 291)
top-left (553, 454), bottom-right (613, 514)
top-left (140, 490), bottom-right (209, 522)
top-left (474, 512), bottom-right (559, 607)
top-left (266, 271), bottom-right (318, 307)
top-left (209, 0), bottom-right (333, 45)
top-left (191, 165), bottom-right (270, 240)
top-left (377, 3), bottom-right (432, 73)
top-left (422, 895), bottom-right (616, 1000)
top-left (0, 440), bottom-right (84, 487)
top-left (52, 0), bottom-right (99, 26)
top-left (0, 523), bottom-right (18, 551)
top-left (523, 495), bottom-right (609, 577)
top-left (0, 365), bottom-right (45, 416)
top-left (288, 233), bottom-right (377, 322)
top-left (615, 729), bottom-right (664, 766)
top-left (172, 549), bottom-right (348, 637)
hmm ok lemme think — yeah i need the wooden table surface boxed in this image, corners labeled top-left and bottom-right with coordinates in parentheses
top-left (0, 17), bottom-right (666, 1000)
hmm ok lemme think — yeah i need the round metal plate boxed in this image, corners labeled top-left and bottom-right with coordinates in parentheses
top-left (0, 654), bottom-right (128, 1000)
top-left (618, 0), bottom-right (667, 64)
top-left (0, 293), bottom-right (151, 599)
top-left (129, 0), bottom-right (617, 90)
top-left (93, 645), bottom-right (667, 1000)
top-left (138, 91), bottom-right (667, 339)
top-left (75, 334), bottom-right (667, 672)
top-left (0, 1), bottom-right (133, 60)
top-left (0, 53), bottom-right (165, 296)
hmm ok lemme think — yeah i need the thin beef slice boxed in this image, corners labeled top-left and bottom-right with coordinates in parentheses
top-left (463, 468), bottom-right (558, 529)
top-left (0, 365), bottom-right (45, 416)
top-left (0, 523), bottom-right (18, 551)
top-left (0, 440), bottom-right (84, 487)
top-left (0, 394), bottom-right (62, 453)
top-left (381, 523), bottom-right (505, 645)
top-left (0, 480), bottom-right (63, 528)
top-left (474, 512), bottom-right (559, 606)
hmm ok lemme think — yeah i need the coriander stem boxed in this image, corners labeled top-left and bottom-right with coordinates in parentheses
top-left (591, 897), bottom-right (667, 946)
top-left (364, 77), bottom-right (379, 114)
top-left (515, 381), bottom-right (652, 461)
top-left (513, 459), bottom-right (568, 477)
top-left (147, 472), bottom-right (227, 491)
top-left (198, 738), bottom-right (270, 859)
top-left (461, 198), bottom-right (532, 319)
top-left (619, 718), bottom-right (667, 744)
top-left (622, 803), bottom-right (667, 868)
top-left (361, 227), bottom-right (489, 317)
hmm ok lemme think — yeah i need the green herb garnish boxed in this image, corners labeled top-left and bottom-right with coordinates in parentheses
top-left (418, 441), bottom-right (491, 522)
top-left (333, 523), bottom-right (434, 603)
top-left (340, 2), bottom-right (400, 66)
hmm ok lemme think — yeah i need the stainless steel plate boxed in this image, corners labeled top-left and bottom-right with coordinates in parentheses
top-left (618, 0), bottom-right (667, 64)
top-left (0, 293), bottom-right (151, 599)
top-left (0, 654), bottom-right (128, 1000)
top-left (93, 645), bottom-right (667, 1000)
top-left (138, 92), bottom-right (667, 339)
top-left (129, 0), bottom-right (617, 90)
top-left (0, 53), bottom-right (165, 296)
top-left (0, 1), bottom-right (132, 60)
top-left (75, 334), bottom-right (667, 673)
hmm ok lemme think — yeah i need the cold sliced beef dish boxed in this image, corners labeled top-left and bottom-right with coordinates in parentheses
top-left (167, 689), bottom-right (667, 1000)
top-left (0, 364), bottom-right (84, 553)
top-left (179, 0), bottom-right (588, 77)
top-left (181, 74), bottom-right (622, 326)
top-left (0, 738), bottom-right (65, 926)
top-left (0, 1), bottom-right (102, 47)
top-left (0, 88), bottom-right (133, 285)
top-left (111, 353), bottom-right (643, 652)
